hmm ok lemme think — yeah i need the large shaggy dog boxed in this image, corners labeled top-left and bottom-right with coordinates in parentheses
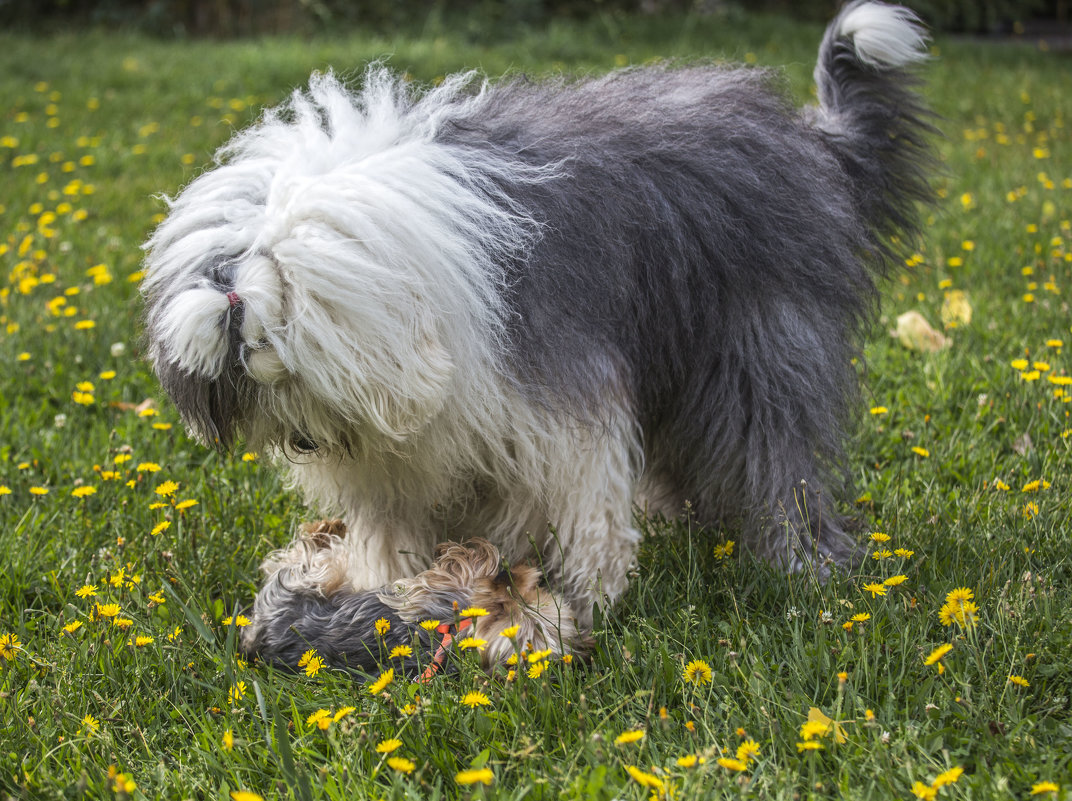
top-left (142, 2), bottom-right (935, 673)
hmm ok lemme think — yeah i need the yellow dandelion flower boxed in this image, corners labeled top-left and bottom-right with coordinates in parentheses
top-left (63, 620), bottom-right (83, 634)
top-left (241, 451), bottom-right (258, 461)
top-left (376, 738), bottom-right (403, 753)
top-left (0, 633), bottom-right (22, 660)
top-left (332, 706), bottom-right (355, 722)
top-left (228, 681), bottom-right (247, 703)
top-left (851, 613), bottom-right (871, 623)
top-left (797, 740), bottom-right (823, 752)
top-left (460, 606), bottom-right (489, 618)
top-left (386, 756), bottom-right (415, 774)
top-left (389, 644), bottom-right (413, 659)
top-left (1023, 501), bottom-right (1040, 519)
top-left (95, 603), bottom-right (120, 618)
top-left (230, 792), bottom-right (264, 801)
top-left (133, 635), bottom-right (154, 647)
top-left (683, 659), bottom-right (713, 685)
top-left (419, 619), bottom-right (441, 632)
top-left (455, 768), bottom-right (494, 786)
top-left (527, 659), bottom-right (549, 679)
top-left (863, 582), bottom-right (888, 597)
top-left (29, 486), bottom-right (49, 496)
top-left (154, 480), bottom-right (179, 497)
top-left (151, 520), bottom-right (171, 536)
top-left (80, 714), bottom-right (100, 733)
top-left (870, 406), bottom-right (889, 415)
top-left (222, 729), bottom-right (234, 751)
top-left (461, 691), bottom-right (491, 708)
top-left (869, 532), bottom-right (891, 542)
top-left (457, 636), bottom-right (487, 650)
top-left (304, 655), bottom-right (324, 677)
top-left (174, 498), bottom-right (198, 510)
top-left (500, 624), bottom-right (521, 639)
top-left (939, 599), bottom-right (979, 628)
top-left (717, 757), bottom-right (749, 772)
top-left (799, 720), bottom-right (829, 741)
top-left (1008, 675), bottom-right (1030, 687)
top-left (624, 765), bottom-right (664, 792)
top-left (374, 617), bottom-right (391, 636)
top-left (1031, 782), bottom-right (1060, 795)
top-left (924, 644), bottom-right (953, 665)
top-left (75, 584), bottom-right (98, 598)
top-left (946, 587), bottom-right (974, 604)
top-left (614, 729), bottom-right (645, 745)
top-left (527, 648), bottom-right (554, 663)
top-left (894, 548), bottom-right (915, 558)
top-left (871, 549), bottom-right (893, 560)
top-left (71, 485), bottom-right (96, 498)
top-left (736, 739), bottom-right (761, 763)
top-left (368, 667), bottom-right (394, 695)
top-left (911, 780), bottom-right (938, 800)
top-left (933, 767), bottom-right (963, 788)
top-left (883, 574), bottom-right (908, 586)
top-left (911, 446), bottom-right (930, 458)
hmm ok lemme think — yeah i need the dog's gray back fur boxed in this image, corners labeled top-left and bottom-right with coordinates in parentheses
top-left (435, 3), bottom-right (934, 561)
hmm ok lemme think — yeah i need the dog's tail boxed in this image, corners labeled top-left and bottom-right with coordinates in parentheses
top-left (811, 1), bottom-right (937, 258)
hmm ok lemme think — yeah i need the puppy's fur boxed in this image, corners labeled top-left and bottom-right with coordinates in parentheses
top-left (142, 2), bottom-right (935, 672)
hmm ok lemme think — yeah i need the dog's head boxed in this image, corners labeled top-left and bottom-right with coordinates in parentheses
top-left (140, 70), bottom-right (530, 455)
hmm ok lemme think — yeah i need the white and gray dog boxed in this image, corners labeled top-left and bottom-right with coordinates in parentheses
top-left (142, 1), bottom-right (935, 674)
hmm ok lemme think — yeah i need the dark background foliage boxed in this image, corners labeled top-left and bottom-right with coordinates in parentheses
top-left (0, 0), bottom-right (1068, 37)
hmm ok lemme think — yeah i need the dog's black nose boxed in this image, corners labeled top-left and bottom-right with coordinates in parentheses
top-left (289, 432), bottom-right (318, 453)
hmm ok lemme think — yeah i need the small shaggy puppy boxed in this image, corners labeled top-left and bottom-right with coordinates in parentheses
top-left (142, 2), bottom-right (935, 673)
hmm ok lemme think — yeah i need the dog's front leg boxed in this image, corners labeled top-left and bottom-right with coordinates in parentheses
top-left (534, 416), bottom-right (642, 630)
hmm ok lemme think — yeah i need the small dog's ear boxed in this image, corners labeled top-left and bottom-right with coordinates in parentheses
top-left (363, 333), bottom-right (454, 439)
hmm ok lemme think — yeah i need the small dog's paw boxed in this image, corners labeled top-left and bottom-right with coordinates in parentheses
top-left (299, 518), bottom-right (348, 549)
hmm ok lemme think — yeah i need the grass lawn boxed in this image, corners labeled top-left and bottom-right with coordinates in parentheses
top-left (1, 9), bottom-right (1071, 800)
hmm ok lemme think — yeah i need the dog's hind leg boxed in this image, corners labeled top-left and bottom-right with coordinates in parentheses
top-left (665, 296), bottom-right (864, 577)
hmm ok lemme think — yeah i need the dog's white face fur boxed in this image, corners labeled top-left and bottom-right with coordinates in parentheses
top-left (142, 2), bottom-right (933, 669)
